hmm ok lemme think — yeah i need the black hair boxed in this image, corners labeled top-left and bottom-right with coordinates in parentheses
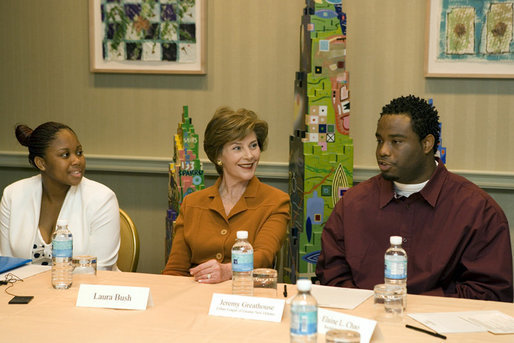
top-left (380, 95), bottom-right (440, 154)
top-left (15, 122), bottom-right (75, 170)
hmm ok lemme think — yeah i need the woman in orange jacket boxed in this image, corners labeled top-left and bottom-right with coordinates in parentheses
top-left (163, 107), bottom-right (290, 283)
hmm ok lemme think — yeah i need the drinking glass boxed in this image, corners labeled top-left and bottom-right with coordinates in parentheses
top-left (73, 255), bottom-right (97, 275)
top-left (325, 329), bottom-right (360, 343)
top-left (252, 268), bottom-right (278, 297)
top-left (373, 283), bottom-right (404, 320)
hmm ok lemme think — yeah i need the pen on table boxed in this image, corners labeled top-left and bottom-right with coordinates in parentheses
top-left (283, 285), bottom-right (288, 297)
top-left (405, 324), bottom-right (446, 340)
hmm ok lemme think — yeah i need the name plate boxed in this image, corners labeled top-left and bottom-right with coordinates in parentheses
top-left (318, 308), bottom-right (377, 343)
top-left (76, 284), bottom-right (153, 310)
top-left (208, 293), bottom-right (285, 322)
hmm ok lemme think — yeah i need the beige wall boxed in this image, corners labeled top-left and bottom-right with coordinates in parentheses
top-left (1, 0), bottom-right (513, 274)
top-left (0, 0), bottom-right (303, 162)
top-left (2, 0), bottom-right (514, 169)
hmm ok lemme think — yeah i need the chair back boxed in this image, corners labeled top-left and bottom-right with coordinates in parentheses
top-left (118, 209), bottom-right (140, 272)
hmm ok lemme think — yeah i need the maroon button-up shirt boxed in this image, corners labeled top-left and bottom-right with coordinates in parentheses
top-left (316, 159), bottom-right (513, 302)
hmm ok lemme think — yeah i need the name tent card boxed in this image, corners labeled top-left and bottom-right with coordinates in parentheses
top-left (318, 308), bottom-right (377, 343)
top-left (208, 293), bottom-right (285, 323)
top-left (76, 284), bottom-right (153, 310)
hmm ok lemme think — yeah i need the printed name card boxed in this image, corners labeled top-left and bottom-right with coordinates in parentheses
top-left (208, 293), bottom-right (285, 322)
top-left (318, 308), bottom-right (377, 343)
top-left (76, 284), bottom-right (153, 310)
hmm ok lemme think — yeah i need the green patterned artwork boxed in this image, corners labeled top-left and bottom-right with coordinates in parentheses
top-left (89, 0), bottom-right (206, 74)
top-left (165, 106), bottom-right (205, 261)
top-left (286, 0), bottom-right (353, 283)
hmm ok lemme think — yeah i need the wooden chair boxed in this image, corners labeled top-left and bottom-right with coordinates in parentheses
top-left (118, 209), bottom-right (140, 272)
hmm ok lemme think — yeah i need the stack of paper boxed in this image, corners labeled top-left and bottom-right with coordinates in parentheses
top-left (409, 310), bottom-right (514, 334)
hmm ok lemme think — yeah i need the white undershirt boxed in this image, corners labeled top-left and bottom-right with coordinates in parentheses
top-left (393, 161), bottom-right (438, 198)
top-left (393, 180), bottom-right (428, 198)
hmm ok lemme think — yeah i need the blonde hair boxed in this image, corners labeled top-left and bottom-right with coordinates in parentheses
top-left (204, 106), bottom-right (268, 175)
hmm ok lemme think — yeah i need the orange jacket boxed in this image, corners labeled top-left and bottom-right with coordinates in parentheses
top-left (163, 176), bottom-right (290, 276)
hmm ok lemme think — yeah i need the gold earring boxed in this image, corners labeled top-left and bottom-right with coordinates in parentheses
top-left (216, 160), bottom-right (223, 166)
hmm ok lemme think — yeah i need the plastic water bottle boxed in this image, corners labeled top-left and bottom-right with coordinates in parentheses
top-left (384, 235), bottom-right (407, 308)
top-left (52, 219), bottom-right (73, 289)
top-left (231, 230), bottom-right (253, 296)
top-left (290, 279), bottom-right (317, 343)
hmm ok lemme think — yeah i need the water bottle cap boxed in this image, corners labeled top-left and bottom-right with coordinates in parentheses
top-left (296, 278), bottom-right (312, 292)
top-left (236, 231), bottom-right (248, 239)
top-left (56, 219), bottom-right (68, 227)
top-left (390, 236), bottom-right (402, 245)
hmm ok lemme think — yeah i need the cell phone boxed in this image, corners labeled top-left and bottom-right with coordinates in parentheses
top-left (8, 296), bottom-right (34, 304)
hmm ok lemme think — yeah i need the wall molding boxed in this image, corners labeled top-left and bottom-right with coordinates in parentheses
top-left (1, 151), bottom-right (513, 190)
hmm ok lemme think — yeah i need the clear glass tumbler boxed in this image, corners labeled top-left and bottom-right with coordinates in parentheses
top-left (73, 255), bottom-right (97, 275)
top-left (252, 268), bottom-right (278, 297)
top-left (374, 283), bottom-right (404, 320)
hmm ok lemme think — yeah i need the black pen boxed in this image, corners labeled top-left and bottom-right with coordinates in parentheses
top-left (406, 324), bottom-right (446, 340)
top-left (283, 285), bottom-right (288, 297)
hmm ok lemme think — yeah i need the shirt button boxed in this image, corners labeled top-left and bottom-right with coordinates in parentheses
top-left (403, 238), bottom-right (407, 243)
top-left (216, 253), bottom-right (223, 260)
top-left (220, 229), bottom-right (228, 235)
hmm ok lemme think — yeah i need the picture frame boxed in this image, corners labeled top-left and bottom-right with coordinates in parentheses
top-left (89, 0), bottom-right (206, 74)
top-left (425, 0), bottom-right (514, 78)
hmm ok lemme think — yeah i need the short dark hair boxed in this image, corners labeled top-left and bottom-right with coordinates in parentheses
top-left (15, 122), bottom-right (75, 170)
top-left (380, 95), bottom-right (440, 154)
top-left (204, 107), bottom-right (268, 175)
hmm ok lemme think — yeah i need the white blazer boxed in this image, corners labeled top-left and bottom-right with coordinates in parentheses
top-left (0, 175), bottom-right (120, 270)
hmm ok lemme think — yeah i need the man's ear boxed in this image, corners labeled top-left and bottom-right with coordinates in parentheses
top-left (34, 156), bottom-right (46, 171)
top-left (422, 134), bottom-right (435, 155)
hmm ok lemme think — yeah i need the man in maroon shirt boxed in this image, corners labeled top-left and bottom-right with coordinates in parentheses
top-left (316, 95), bottom-right (513, 302)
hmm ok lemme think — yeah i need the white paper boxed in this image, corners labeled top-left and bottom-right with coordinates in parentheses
top-left (408, 311), bottom-right (506, 334)
top-left (318, 308), bottom-right (377, 343)
top-left (0, 264), bottom-right (50, 280)
top-left (459, 311), bottom-right (514, 334)
top-left (76, 284), bottom-right (153, 310)
top-left (208, 293), bottom-right (285, 323)
top-left (310, 284), bottom-right (373, 310)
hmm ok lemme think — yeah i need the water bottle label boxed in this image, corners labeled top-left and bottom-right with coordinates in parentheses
top-left (384, 255), bottom-right (407, 279)
top-left (232, 252), bottom-right (253, 272)
top-left (53, 240), bottom-right (72, 258)
top-left (291, 310), bottom-right (317, 335)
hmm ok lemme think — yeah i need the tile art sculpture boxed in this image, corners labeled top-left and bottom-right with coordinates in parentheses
top-left (286, 0), bottom-right (353, 283)
top-left (429, 99), bottom-right (447, 164)
top-left (165, 106), bottom-right (205, 261)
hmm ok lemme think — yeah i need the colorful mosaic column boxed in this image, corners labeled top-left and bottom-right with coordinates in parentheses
top-left (429, 99), bottom-right (447, 164)
top-left (165, 106), bottom-right (205, 262)
top-left (286, 0), bottom-right (353, 283)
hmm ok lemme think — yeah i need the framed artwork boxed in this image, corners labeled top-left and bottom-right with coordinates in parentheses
top-left (425, 0), bottom-right (514, 78)
top-left (89, 0), bottom-right (206, 74)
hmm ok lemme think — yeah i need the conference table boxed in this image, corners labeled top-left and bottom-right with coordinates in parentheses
top-left (1, 270), bottom-right (512, 342)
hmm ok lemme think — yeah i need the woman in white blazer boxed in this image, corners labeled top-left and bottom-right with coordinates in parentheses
top-left (0, 122), bottom-right (120, 270)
